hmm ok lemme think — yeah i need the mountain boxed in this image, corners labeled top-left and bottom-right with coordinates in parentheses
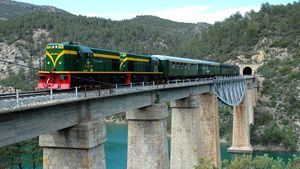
top-left (0, 10), bottom-right (209, 89)
top-left (197, 2), bottom-right (300, 150)
top-left (0, 1), bottom-right (299, 150)
top-left (0, 0), bottom-right (66, 20)
top-left (129, 15), bottom-right (210, 34)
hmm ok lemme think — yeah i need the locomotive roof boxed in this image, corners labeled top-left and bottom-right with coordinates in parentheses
top-left (126, 53), bottom-right (149, 58)
top-left (78, 46), bottom-right (93, 53)
top-left (91, 47), bottom-right (121, 55)
top-left (151, 55), bottom-right (220, 66)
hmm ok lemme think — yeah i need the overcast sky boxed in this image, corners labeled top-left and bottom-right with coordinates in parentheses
top-left (16, 0), bottom-right (295, 23)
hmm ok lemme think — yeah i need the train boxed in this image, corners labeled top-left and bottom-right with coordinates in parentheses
top-left (37, 42), bottom-right (239, 89)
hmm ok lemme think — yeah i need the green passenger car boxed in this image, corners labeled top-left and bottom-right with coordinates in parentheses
top-left (150, 55), bottom-right (199, 78)
top-left (198, 61), bottom-right (220, 76)
top-left (220, 63), bottom-right (239, 75)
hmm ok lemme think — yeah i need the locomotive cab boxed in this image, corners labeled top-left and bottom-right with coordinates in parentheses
top-left (37, 42), bottom-right (78, 89)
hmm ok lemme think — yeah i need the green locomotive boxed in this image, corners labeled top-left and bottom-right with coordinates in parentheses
top-left (37, 42), bottom-right (239, 89)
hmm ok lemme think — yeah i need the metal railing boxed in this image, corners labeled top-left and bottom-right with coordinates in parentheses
top-left (0, 76), bottom-right (249, 111)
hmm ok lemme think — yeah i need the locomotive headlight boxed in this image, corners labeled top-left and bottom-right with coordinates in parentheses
top-left (59, 75), bottom-right (66, 80)
top-left (47, 61), bottom-right (50, 65)
top-left (59, 61), bottom-right (62, 65)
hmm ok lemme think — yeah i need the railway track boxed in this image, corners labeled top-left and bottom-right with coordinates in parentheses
top-left (0, 90), bottom-right (52, 100)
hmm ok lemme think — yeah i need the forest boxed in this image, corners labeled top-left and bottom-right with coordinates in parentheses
top-left (0, 1), bottom-right (299, 168)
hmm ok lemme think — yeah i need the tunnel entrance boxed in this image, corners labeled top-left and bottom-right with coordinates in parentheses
top-left (243, 67), bottom-right (252, 75)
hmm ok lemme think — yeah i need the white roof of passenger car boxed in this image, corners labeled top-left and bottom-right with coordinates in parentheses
top-left (150, 55), bottom-right (220, 66)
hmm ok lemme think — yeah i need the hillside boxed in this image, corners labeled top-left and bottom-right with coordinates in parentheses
top-left (0, 1), bottom-right (299, 151)
top-left (0, 0), bottom-right (66, 20)
top-left (197, 2), bottom-right (300, 150)
top-left (0, 11), bottom-right (209, 89)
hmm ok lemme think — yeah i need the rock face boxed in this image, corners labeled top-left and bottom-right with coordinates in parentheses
top-left (0, 29), bottom-right (50, 81)
top-left (0, 42), bottom-right (30, 79)
top-left (0, 85), bottom-right (14, 94)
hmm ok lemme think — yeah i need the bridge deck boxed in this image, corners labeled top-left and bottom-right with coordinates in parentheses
top-left (0, 76), bottom-right (255, 147)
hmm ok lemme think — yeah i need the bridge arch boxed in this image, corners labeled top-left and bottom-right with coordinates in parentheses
top-left (243, 67), bottom-right (252, 75)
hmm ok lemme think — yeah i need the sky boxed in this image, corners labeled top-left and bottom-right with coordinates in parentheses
top-left (16, 0), bottom-right (296, 24)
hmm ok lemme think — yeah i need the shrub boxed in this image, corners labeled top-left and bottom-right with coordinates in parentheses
top-left (287, 156), bottom-right (300, 169)
top-left (194, 158), bottom-right (218, 169)
top-left (252, 154), bottom-right (285, 169)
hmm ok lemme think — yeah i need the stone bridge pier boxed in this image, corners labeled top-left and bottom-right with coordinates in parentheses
top-left (170, 93), bottom-right (221, 169)
top-left (39, 119), bottom-right (107, 169)
top-left (228, 80), bottom-right (255, 153)
top-left (126, 103), bottom-right (169, 169)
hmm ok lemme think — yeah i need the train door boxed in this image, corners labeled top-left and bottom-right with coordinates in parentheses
top-left (84, 53), bottom-right (94, 71)
top-left (151, 59), bottom-right (159, 72)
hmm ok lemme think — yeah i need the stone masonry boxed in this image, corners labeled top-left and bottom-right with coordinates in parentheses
top-left (198, 93), bottom-right (221, 168)
top-left (170, 96), bottom-right (201, 169)
top-left (126, 103), bottom-right (169, 169)
top-left (228, 88), bottom-right (253, 153)
top-left (39, 119), bottom-right (107, 169)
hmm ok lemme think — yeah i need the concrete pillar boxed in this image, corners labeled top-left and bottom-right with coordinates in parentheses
top-left (39, 120), bottom-right (106, 169)
top-left (126, 103), bottom-right (169, 169)
top-left (228, 89), bottom-right (253, 153)
top-left (248, 88), bottom-right (254, 125)
top-left (170, 96), bottom-right (201, 169)
top-left (199, 93), bottom-right (221, 168)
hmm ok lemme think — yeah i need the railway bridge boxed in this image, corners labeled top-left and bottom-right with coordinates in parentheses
top-left (0, 76), bottom-right (258, 169)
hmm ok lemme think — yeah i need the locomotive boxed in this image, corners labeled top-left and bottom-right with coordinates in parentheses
top-left (37, 42), bottom-right (239, 89)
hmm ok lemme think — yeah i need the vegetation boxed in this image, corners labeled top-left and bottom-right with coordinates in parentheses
top-left (194, 158), bottom-right (217, 169)
top-left (0, 67), bottom-right (37, 90)
top-left (195, 155), bottom-right (300, 169)
top-left (0, 138), bottom-right (42, 169)
top-left (0, 0), bottom-right (65, 20)
top-left (250, 109), bottom-right (298, 151)
top-left (195, 2), bottom-right (300, 60)
top-left (0, 12), bottom-right (207, 58)
top-left (219, 105), bottom-right (233, 142)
